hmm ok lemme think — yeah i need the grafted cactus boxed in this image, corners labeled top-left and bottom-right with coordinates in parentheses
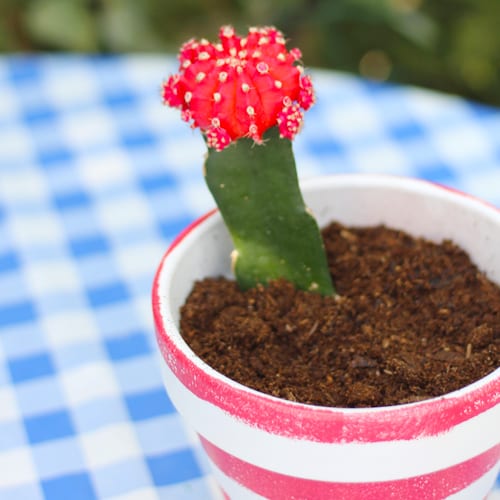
top-left (163, 26), bottom-right (334, 295)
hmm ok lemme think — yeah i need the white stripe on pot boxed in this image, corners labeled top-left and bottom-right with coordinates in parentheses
top-left (160, 362), bottom-right (499, 483)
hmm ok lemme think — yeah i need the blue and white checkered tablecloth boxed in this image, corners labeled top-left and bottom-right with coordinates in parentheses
top-left (0, 55), bottom-right (499, 499)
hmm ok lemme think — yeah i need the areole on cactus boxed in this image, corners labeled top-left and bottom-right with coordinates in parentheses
top-left (163, 26), bottom-right (334, 295)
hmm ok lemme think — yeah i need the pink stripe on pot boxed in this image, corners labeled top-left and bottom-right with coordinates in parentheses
top-left (155, 318), bottom-right (499, 443)
top-left (200, 436), bottom-right (500, 500)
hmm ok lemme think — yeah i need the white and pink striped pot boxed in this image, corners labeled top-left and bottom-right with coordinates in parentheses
top-left (153, 174), bottom-right (500, 499)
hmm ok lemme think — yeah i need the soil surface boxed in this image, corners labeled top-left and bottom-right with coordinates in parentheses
top-left (180, 222), bottom-right (500, 408)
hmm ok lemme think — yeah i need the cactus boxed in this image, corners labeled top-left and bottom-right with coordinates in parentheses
top-left (163, 26), bottom-right (335, 295)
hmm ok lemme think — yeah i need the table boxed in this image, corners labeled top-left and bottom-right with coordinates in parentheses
top-left (0, 55), bottom-right (499, 499)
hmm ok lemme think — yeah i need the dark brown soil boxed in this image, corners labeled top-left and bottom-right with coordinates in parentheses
top-left (179, 222), bottom-right (500, 408)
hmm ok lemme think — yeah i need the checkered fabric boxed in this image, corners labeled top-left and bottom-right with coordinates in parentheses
top-left (0, 55), bottom-right (499, 499)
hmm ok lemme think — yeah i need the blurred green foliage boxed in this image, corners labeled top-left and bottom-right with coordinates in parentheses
top-left (0, 0), bottom-right (499, 106)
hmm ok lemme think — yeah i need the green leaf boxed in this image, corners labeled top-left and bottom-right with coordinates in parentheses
top-left (24, 0), bottom-right (97, 51)
top-left (99, 0), bottom-right (165, 52)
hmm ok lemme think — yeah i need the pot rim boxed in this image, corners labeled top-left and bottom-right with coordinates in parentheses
top-left (153, 173), bottom-right (500, 442)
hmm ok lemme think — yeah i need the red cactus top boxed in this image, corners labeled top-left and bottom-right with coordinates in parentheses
top-left (162, 26), bottom-right (315, 151)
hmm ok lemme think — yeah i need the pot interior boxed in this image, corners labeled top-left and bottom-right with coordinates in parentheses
top-left (165, 175), bottom-right (500, 327)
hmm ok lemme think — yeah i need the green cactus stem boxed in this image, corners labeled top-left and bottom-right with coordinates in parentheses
top-left (205, 126), bottom-right (335, 295)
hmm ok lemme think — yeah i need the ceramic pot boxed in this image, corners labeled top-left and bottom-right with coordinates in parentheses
top-left (153, 174), bottom-right (500, 499)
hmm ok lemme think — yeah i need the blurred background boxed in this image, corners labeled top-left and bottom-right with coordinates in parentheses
top-left (0, 0), bottom-right (499, 107)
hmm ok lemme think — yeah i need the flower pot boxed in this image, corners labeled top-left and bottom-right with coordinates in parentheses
top-left (153, 174), bottom-right (500, 500)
